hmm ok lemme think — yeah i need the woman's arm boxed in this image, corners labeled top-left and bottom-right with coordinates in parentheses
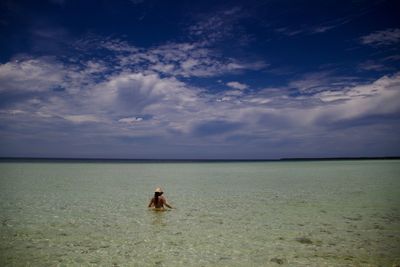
top-left (161, 197), bottom-right (173, 209)
top-left (148, 198), bottom-right (154, 208)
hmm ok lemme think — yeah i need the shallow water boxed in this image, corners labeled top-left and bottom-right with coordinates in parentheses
top-left (0, 160), bottom-right (399, 266)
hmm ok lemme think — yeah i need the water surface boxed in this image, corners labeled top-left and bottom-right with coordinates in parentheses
top-left (0, 160), bottom-right (399, 266)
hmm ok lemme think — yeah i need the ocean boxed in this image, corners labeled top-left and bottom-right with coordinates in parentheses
top-left (0, 160), bottom-right (399, 266)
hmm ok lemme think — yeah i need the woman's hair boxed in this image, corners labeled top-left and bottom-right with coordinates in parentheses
top-left (154, 192), bottom-right (163, 206)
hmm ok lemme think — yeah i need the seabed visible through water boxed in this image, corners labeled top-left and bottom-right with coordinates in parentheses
top-left (1, 160), bottom-right (399, 266)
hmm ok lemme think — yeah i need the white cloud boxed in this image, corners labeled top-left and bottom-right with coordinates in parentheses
top-left (289, 72), bottom-right (360, 94)
top-left (144, 42), bottom-right (265, 77)
top-left (118, 117), bottom-right (143, 124)
top-left (314, 73), bottom-right (400, 121)
top-left (84, 60), bottom-right (108, 74)
top-left (151, 63), bottom-right (175, 73)
top-left (98, 38), bottom-right (139, 53)
top-left (226, 81), bottom-right (248, 90)
top-left (181, 59), bottom-right (198, 71)
top-left (63, 114), bottom-right (101, 123)
top-left (92, 72), bottom-right (198, 110)
top-left (234, 72), bottom-right (400, 130)
top-left (0, 58), bottom-right (64, 92)
top-left (0, 109), bottom-right (26, 115)
top-left (73, 35), bottom-right (267, 79)
top-left (360, 28), bottom-right (400, 46)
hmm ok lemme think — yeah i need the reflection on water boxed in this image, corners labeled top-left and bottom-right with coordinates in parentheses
top-left (0, 160), bottom-right (399, 266)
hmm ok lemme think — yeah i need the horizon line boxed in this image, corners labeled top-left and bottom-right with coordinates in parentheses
top-left (0, 156), bottom-right (399, 163)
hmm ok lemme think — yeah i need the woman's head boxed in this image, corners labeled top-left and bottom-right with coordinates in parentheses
top-left (154, 187), bottom-right (163, 197)
top-left (154, 187), bottom-right (163, 194)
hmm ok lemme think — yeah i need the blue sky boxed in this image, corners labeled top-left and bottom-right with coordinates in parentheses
top-left (0, 0), bottom-right (399, 159)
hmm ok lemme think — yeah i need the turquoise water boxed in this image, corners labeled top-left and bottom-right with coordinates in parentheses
top-left (0, 160), bottom-right (399, 266)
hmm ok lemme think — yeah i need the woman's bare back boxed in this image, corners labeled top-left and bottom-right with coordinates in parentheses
top-left (148, 196), bottom-right (172, 210)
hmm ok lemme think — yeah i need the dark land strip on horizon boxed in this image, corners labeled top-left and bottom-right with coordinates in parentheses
top-left (0, 157), bottom-right (399, 163)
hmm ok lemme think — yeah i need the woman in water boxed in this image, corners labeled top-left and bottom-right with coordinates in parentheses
top-left (148, 187), bottom-right (173, 210)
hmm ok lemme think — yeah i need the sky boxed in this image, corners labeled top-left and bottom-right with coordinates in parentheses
top-left (0, 0), bottom-right (399, 159)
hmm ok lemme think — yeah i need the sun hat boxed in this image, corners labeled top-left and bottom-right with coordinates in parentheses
top-left (155, 187), bottom-right (163, 193)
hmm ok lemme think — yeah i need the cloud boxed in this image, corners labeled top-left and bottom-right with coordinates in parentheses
top-left (144, 42), bottom-right (266, 77)
top-left (188, 6), bottom-right (246, 44)
top-left (0, 57), bottom-right (65, 92)
top-left (118, 117), bottom-right (143, 124)
top-left (63, 114), bottom-right (100, 123)
top-left (226, 81), bottom-right (248, 90)
top-left (92, 72), bottom-right (199, 115)
top-left (2, 48), bottom-right (398, 132)
top-left (235, 72), bottom-right (400, 131)
top-left (312, 73), bottom-right (400, 121)
top-left (2, 54), bottom-right (398, 135)
top-left (288, 72), bottom-right (360, 94)
top-left (274, 18), bottom-right (350, 37)
top-left (358, 60), bottom-right (388, 72)
top-left (0, 109), bottom-right (26, 115)
top-left (75, 36), bottom-right (266, 78)
top-left (360, 28), bottom-right (400, 46)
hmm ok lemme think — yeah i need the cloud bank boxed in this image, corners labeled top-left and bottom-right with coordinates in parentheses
top-left (0, 34), bottom-right (399, 158)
